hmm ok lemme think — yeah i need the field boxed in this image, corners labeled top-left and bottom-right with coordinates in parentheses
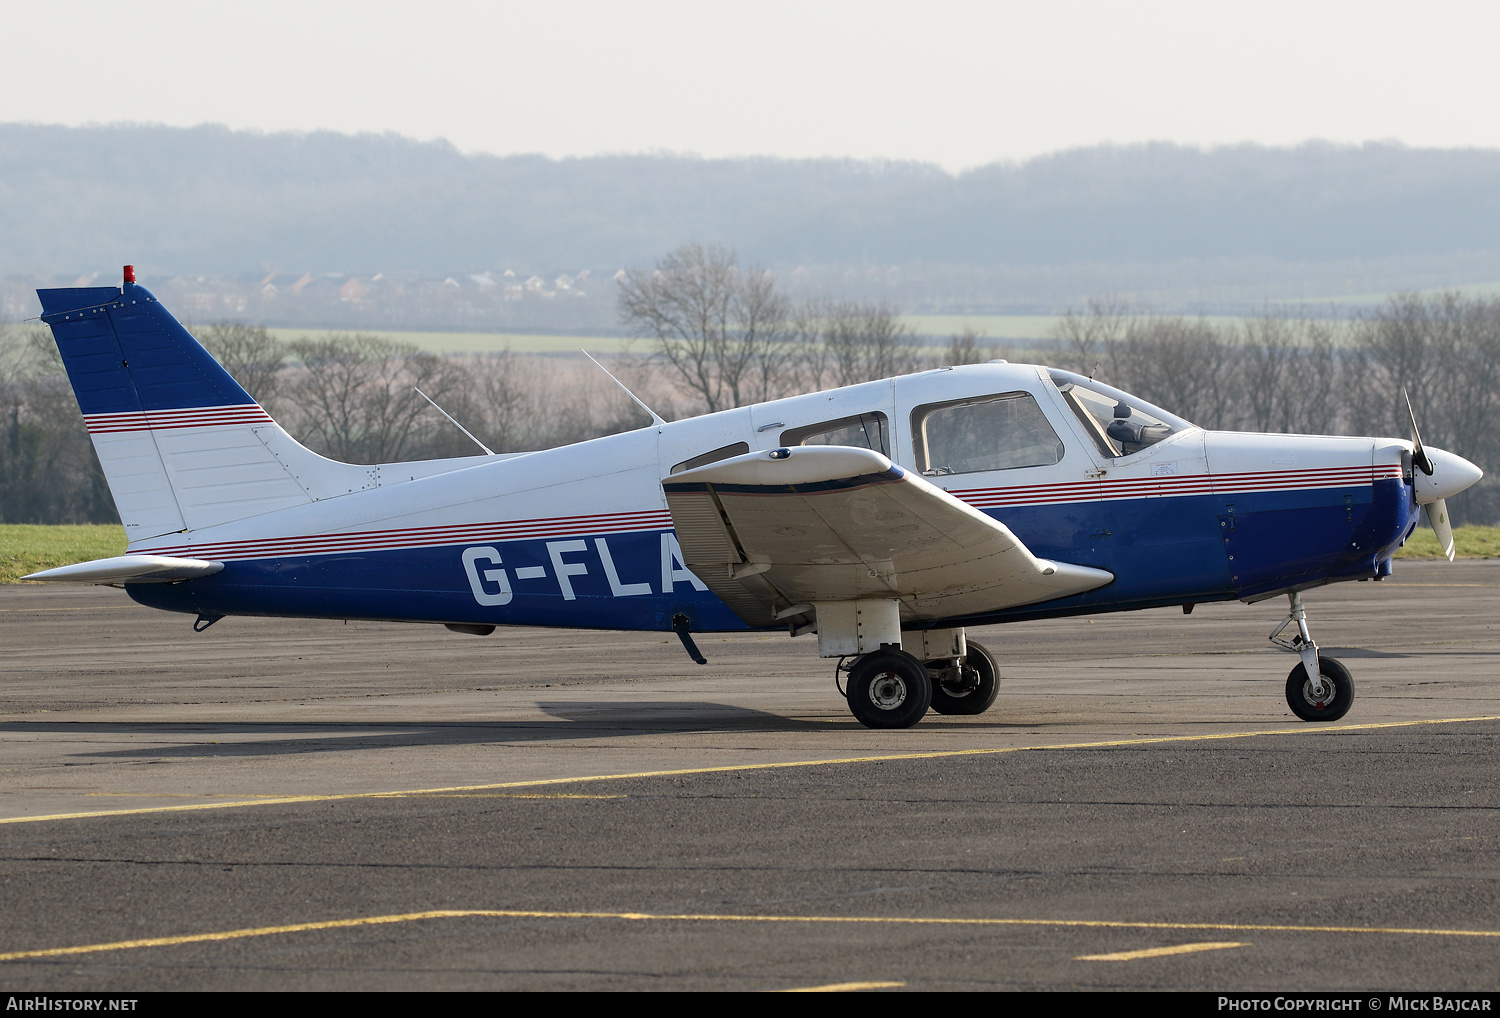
top-left (266, 315), bottom-right (1344, 358)
top-left (265, 328), bottom-right (637, 357)
top-left (0, 525), bottom-right (126, 583)
top-left (2, 523), bottom-right (1492, 584)
top-left (1392, 523), bottom-right (1500, 559)
top-left (267, 325), bottom-right (970, 357)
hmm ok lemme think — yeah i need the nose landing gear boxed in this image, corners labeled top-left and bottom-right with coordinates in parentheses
top-left (1271, 592), bottom-right (1353, 722)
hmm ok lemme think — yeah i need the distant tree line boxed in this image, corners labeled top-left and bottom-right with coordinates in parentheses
top-left (1052, 294), bottom-right (1500, 523)
top-left (1, 260), bottom-right (1497, 526)
top-left (0, 324), bottom-right (655, 526)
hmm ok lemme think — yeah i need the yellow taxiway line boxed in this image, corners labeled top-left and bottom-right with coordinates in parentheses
top-left (0, 605), bottom-right (136, 612)
top-left (1077, 941), bottom-right (1247, 961)
top-left (2, 713), bottom-right (1496, 827)
top-left (0, 910), bottom-right (1495, 964)
top-left (779, 981), bottom-right (906, 991)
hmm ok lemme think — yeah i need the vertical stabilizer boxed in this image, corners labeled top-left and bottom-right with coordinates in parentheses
top-left (38, 278), bottom-right (312, 540)
top-left (39, 273), bottom-right (499, 544)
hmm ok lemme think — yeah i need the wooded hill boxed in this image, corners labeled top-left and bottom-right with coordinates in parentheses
top-left (6, 123), bottom-right (1500, 315)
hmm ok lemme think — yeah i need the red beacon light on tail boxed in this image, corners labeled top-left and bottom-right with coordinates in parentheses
top-left (123, 265), bottom-right (135, 284)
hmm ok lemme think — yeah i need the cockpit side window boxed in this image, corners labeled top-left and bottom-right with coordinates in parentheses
top-left (1047, 370), bottom-right (1191, 458)
top-left (670, 442), bottom-right (749, 475)
top-left (909, 392), bottom-right (1064, 476)
top-left (782, 412), bottom-right (890, 457)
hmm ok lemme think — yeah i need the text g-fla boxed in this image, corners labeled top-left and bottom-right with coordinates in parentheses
top-left (25, 270), bottom-right (1482, 728)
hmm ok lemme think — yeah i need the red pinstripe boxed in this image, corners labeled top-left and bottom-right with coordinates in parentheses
top-left (84, 404), bottom-right (273, 434)
top-left (127, 463), bottom-right (1406, 563)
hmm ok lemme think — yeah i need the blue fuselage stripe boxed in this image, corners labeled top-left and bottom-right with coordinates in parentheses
top-left (127, 479), bottom-right (1417, 632)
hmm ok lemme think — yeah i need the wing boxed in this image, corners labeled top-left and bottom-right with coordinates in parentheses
top-left (22, 555), bottom-right (224, 585)
top-left (662, 446), bottom-right (1112, 628)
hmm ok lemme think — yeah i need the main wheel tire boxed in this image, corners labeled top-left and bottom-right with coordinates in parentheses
top-left (1285, 656), bottom-right (1353, 722)
top-left (846, 649), bottom-right (932, 729)
top-left (929, 640), bottom-right (1000, 715)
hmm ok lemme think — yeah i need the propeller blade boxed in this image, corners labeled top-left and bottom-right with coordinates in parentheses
top-left (1426, 498), bottom-right (1456, 562)
top-left (1403, 388), bottom-right (1435, 475)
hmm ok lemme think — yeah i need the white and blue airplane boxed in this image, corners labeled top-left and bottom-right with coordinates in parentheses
top-left (25, 269), bottom-right (1483, 728)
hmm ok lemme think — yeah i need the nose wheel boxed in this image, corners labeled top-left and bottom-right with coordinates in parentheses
top-left (1271, 592), bottom-right (1354, 722)
top-left (1285, 656), bottom-right (1353, 721)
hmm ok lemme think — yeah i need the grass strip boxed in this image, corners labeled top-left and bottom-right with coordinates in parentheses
top-left (0, 525), bottom-right (126, 583)
top-left (1394, 524), bottom-right (1500, 559)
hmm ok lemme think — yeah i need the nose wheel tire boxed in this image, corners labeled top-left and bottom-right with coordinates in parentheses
top-left (1285, 656), bottom-right (1353, 722)
top-left (846, 649), bottom-right (932, 729)
top-left (929, 640), bottom-right (1000, 715)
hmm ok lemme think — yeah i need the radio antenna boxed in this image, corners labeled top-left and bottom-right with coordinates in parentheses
top-left (413, 387), bottom-right (495, 456)
top-left (582, 350), bottom-right (666, 427)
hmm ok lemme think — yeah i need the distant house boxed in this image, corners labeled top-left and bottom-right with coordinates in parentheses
top-left (291, 272), bottom-right (314, 295)
top-left (339, 277), bottom-right (369, 303)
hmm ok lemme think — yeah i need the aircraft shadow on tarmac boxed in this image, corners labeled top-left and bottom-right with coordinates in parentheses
top-left (0, 700), bottom-right (930, 759)
top-left (1321, 646), bottom-right (1413, 659)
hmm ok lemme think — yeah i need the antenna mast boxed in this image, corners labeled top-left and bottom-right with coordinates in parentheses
top-left (581, 350), bottom-right (666, 427)
top-left (413, 387), bottom-right (496, 456)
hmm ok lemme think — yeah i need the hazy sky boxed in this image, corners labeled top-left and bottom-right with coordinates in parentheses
top-left (5, 0), bottom-right (1500, 171)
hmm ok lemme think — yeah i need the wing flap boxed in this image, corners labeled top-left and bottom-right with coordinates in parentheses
top-left (663, 446), bottom-right (1111, 625)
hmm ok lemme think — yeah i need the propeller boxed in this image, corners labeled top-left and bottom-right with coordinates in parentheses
top-left (1402, 389), bottom-right (1434, 476)
top-left (1403, 388), bottom-right (1454, 561)
top-left (1426, 500), bottom-right (1456, 563)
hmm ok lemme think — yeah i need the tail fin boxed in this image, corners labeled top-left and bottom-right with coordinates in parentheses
top-left (38, 278), bottom-right (374, 541)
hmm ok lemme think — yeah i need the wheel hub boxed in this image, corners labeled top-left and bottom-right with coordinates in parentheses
top-left (868, 673), bottom-right (908, 709)
top-left (1302, 676), bottom-right (1335, 708)
top-left (938, 664), bottom-right (980, 698)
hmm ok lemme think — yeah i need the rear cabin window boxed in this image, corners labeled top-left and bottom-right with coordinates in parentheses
top-left (910, 392), bottom-right (1064, 476)
top-left (670, 442), bottom-right (749, 475)
top-left (781, 412), bottom-right (890, 457)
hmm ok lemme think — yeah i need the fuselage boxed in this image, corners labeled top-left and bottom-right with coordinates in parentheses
top-left (124, 362), bottom-right (1422, 633)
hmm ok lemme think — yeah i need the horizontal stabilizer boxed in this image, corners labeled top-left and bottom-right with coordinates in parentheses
top-left (22, 555), bottom-right (224, 585)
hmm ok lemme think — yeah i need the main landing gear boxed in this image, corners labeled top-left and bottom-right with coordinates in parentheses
top-left (1271, 592), bottom-right (1354, 722)
top-left (841, 640), bottom-right (1000, 729)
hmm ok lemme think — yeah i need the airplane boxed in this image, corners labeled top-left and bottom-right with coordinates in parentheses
top-left (23, 267), bottom-right (1484, 729)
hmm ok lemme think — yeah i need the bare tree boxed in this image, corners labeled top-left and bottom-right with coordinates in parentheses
top-left (617, 243), bottom-right (795, 412)
top-left (1050, 295), bottom-right (1131, 377)
top-left (197, 322), bottom-right (287, 411)
top-left (945, 326), bottom-right (990, 366)
top-left (819, 300), bottom-right (921, 387)
top-left (0, 324), bottom-right (115, 523)
top-left (283, 334), bottom-right (469, 463)
top-left (1236, 312), bottom-right (1340, 435)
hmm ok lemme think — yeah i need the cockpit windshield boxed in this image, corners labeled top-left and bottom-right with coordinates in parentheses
top-left (1047, 370), bottom-right (1194, 458)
